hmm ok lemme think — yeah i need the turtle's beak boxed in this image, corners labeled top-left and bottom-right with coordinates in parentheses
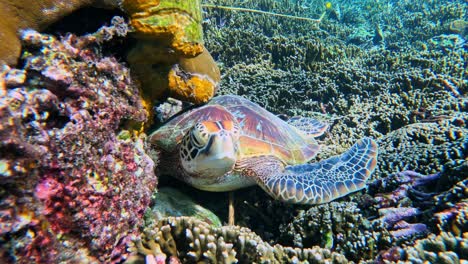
top-left (205, 132), bottom-right (237, 167)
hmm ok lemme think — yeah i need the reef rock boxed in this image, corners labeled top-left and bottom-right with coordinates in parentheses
top-left (0, 28), bottom-right (157, 262)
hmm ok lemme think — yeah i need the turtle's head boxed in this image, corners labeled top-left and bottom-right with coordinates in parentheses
top-left (180, 120), bottom-right (240, 177)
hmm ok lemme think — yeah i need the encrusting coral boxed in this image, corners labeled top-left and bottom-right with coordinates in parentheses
top-left (123, 0), bottom-right (221, 105)
top-left (128, 216), bottom-right (350, 264)
top-left (0, 25), bottom-right (157, 262)
top-left (122, 0), bottom-right (204, 56)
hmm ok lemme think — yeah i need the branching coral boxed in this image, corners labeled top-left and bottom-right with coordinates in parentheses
top-left (434, 201), bottom-right (468, 237)
top-left (130, 217), bottom-right (347, 263)
top-left (202, 0), bottom-right (466, 180)
top-left (129, 216), bottom-right (350, 263)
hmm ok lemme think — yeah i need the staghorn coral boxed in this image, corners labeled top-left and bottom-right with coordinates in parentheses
top-left (0, 27), bottom-right (157, 262)
top-left (366, 170), bottom-right (442, 211)
top-left (363, 171), bottom-right (442, 241)
top-left (129, 216), bottom-right (350, 264)
top-left (432, 160), bottom-right (468, 204)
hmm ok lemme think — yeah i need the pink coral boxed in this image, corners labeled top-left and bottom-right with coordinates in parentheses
top-left (0, 27), bottom-right (157, 263)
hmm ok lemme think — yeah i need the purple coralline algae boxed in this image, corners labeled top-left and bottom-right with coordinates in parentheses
top-left (363, 171), bottom-right (444, 240)
top-left (0, 28), bottom-right (157, 263)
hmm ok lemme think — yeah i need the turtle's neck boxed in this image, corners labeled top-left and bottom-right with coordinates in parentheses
top-left (156, 148), bottom-right (190, 182)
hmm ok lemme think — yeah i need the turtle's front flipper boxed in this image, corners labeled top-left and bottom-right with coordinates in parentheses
top-left (252, 138), bottom-right (378, 204)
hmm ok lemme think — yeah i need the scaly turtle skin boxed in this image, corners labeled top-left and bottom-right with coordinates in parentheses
top-left (149, 95), bottom-right (378, 204)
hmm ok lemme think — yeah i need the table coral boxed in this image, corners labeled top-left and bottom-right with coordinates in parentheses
top-left (0, 27), bottom-right (157, 262)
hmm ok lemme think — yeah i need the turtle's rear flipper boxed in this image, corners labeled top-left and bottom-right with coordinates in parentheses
top-left (255, 138), bottom-right (378, 204)
top-left (287, 116), bottom-right (328, 137)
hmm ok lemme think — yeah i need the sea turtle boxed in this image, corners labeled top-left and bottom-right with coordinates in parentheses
top-left (149, 95), bottom-right (378, 204)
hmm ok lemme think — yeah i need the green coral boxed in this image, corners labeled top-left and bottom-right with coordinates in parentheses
top-left (145, 187), bottom-right (222, 227)
top-left (138, 0), bottom-right (203, 44)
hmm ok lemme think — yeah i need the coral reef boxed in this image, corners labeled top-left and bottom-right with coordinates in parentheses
top-left (129, 216), bottom-right (350, 263)
top-left (0, 0), bottom-right (465, 263)
top-left (404, 232), bottom-right (468, 263)
top-left (132, 1), bottom-right (466, 263)
top-left (0, 0), bottom-right (221, 105)
top-left (154, 98), bottom-right (184, 123)
top-left (434, 201), bottom-right (468, 237)
top-left (226, 167), bottom-right (463, 263)
top-left (201, 0), bottom-right (467, 177)
top-left (363, 171), bottom-right (443, 239)
top-left (122, 0), bottom-right (204, 56)
top-left (0, 27), bottom-right (157, 262)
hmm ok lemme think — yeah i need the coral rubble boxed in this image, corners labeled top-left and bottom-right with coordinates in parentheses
top-left (0, 28), bottom-right (156, 262)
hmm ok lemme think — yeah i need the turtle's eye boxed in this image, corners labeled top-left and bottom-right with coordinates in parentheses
top-left (190, 125), bottom-right (209, 148)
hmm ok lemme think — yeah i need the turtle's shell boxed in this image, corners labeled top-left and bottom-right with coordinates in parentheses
top-left (150, 95), bottom-right (320, 164)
